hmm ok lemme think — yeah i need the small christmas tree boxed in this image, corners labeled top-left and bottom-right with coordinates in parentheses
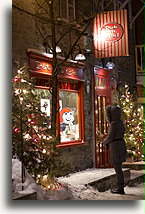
top-left (118, 85), bottom-right (144, 161)
top-left (12, 66), bottom-right (69, 189)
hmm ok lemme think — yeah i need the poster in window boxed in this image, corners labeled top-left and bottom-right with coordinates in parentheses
top-left (40, 99), bottom-right (50, 116)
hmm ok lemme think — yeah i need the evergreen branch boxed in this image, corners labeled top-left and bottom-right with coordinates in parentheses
top-left (12, 113), bottom-right (29, 131)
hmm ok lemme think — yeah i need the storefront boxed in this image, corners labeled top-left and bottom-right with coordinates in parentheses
top-left (27, 49), bottom-right (112, 169)
top-left (27, 49), bottom-right (87, 148)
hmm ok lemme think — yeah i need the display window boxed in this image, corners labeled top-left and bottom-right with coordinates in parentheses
top-left (34, 79), bottom-right (84, 146)
top-left (59, 90), bottom-right (79, 142)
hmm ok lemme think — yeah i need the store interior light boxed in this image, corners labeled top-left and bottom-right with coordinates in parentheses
top-left (75, 50), bottom-right (86, 61)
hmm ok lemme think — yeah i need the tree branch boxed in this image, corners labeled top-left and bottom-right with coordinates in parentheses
top-left (34, 0), bottom-right (49, 15)
top-left (57, 17), bottom-right (94, 70)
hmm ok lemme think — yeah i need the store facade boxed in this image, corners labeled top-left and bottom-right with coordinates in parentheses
top-left (27, 49), bottom-right (112, 170)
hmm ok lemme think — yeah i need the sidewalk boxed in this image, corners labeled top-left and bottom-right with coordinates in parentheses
top-left (58, 167), bottom-right (144, 200)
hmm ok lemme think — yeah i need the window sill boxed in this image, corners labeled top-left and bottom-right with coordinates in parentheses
top-left (57, 140), bottom-right (87, 148)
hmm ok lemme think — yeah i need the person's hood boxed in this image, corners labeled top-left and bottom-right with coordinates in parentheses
top-left (106, 105), bottom-right (121, 123)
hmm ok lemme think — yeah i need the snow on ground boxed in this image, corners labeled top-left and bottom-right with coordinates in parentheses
top-left (57, 168), bottom-right (144, 200)
top-left (12, 158), bottom-right (46, 200)
top-left (64, 182), bottom-right (144, 200)
top-left (12, 159), bottom-right (144, 200)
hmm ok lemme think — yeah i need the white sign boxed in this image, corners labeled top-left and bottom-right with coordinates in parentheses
top-left (40, 99), bottom-right (50, 116)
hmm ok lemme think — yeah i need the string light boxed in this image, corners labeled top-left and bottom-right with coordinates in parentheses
top-left (19, 97), bottom-right (23, 102)
top-left (23, 89), bottom-right (27, 94)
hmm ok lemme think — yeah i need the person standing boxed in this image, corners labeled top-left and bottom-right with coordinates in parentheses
top-left (103, 105), bottom-right (127, 194)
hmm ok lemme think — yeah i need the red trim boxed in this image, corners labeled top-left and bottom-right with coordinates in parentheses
top-left (94, 67), bottom-right (111, 168)
top-left (57, 141), bottom-right (87, 148)
top-left (27, 50), bottom-right (85, 68)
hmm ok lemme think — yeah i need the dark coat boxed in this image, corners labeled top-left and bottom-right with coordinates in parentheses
top-left (103, 105), bottom-right (126, 165)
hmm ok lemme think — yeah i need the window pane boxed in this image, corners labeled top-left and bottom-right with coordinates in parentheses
top-left (96, 77), bottom-right (106, 88)
top-left (68, 0), bottom-right (73, 6)
top-left (68, 6), bottom-right (74, 21)
top-left (59, 91), bottom-right (80, 142)
top-left (33, 88), bottom-right (52, 128)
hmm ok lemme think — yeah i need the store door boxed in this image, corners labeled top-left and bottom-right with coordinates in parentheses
top-left (94, 67), bottom-right (111, 168)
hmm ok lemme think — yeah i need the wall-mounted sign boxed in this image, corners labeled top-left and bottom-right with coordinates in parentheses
top-left (93, 10), bottom-right (129, 58)
top-left (29, 56), bottom-right (84, 80)
top-left (30, 59), bottom-right (53, 75)
top-left (59, 66), bottom-right (80, 79)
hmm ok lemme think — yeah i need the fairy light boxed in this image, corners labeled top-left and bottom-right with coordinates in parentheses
top-left (15, 89), bottom-right (20, 95)
top-left (23, 89), bottom-right (27, 94)
top-left (20, 97), bottom-right (23, 102)
top-left (43, 175), bottom-right (47, 180)
top-left (21, 79), bottom-right (27, 82)
top-left (17, 70), bottom-right (22, 74)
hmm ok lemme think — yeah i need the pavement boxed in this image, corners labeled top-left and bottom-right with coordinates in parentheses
top-left (58, 167), bottom-right (144, 200)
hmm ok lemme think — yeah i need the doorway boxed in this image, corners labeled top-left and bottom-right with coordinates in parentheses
top-left (94, 67), bottom-right (112, 168)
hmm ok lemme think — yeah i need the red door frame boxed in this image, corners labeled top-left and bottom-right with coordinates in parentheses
top-left (94, 67), bottom-right (112, 168)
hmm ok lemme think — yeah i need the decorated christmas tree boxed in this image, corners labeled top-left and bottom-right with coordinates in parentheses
top-left (118, 85), bottom-right (144, 161)
top-left (12, 66), bottom-right (68, 190)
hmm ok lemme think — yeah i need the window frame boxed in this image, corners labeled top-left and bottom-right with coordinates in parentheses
top-left (58, 82), bottom-right (84, 145)
top-left (59, 0), bottom-right (76, 20)
top-left (66, 0), bottom-right (76, 20)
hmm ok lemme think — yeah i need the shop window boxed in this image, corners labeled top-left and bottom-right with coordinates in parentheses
top-left (59, 91), bottom-right (79, 142)
top-left (34, 80), bottom-right (84, 146)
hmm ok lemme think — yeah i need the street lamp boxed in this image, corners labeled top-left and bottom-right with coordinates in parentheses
top-left (49, 46), bottom-right (62, 53)
top-left (75, 50), bottom-right (86, 61)
top-left (106, 58), bottom-right (115, 69)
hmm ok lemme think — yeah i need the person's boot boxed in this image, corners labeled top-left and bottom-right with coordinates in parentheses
top-left (111, 188), bottom-right (125, 195)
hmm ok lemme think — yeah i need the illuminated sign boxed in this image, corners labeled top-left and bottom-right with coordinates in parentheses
top-left (93, 9), bottom-right (129, 58)
top-left (29, 57), bottom-right (83, 80)
top-left (97, 22), bottom-right (124, 43)
top-left (60, 67), bottom-right (78, 78)
top-left (35, 61), bottom-right (53, 74)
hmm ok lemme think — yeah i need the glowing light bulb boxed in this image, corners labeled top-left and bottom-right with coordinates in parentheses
top-left (20, 97), bottom-right (23, 102)
top-left (43, 149), bottom-right (46, 153)
top-left (15, 89), bottom-right (20, 95)
top-left (43, 175), bottom-right (47, 180)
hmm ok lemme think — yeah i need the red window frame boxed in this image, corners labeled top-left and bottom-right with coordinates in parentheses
top-left (34, 77), bottom-right (86, 148)
top-left (58, 79), bottom-right (85, 147)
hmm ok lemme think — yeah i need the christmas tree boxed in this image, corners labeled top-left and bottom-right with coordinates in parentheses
top-left (12, 66), bottom-right (69, 190)
top-left (118, 85), bottom-right (144, 161)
